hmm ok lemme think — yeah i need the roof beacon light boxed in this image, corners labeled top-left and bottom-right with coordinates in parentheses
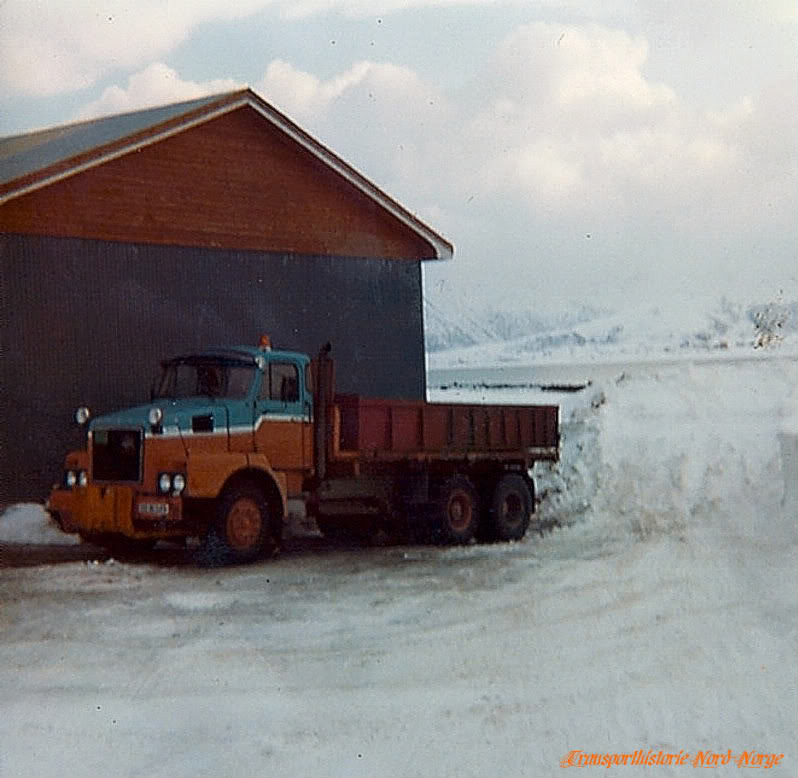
top-left (258, 334), bottom-right (272, 351)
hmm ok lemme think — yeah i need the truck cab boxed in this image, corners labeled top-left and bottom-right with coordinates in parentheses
top-left (48, 342), bottom-right (312, 563)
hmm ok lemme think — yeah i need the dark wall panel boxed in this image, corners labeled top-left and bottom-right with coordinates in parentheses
top-left (1, 233), bottom-right (425, 502)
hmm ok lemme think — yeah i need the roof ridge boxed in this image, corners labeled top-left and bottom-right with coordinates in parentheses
top-left (0, 89), bottom-right (249, 143)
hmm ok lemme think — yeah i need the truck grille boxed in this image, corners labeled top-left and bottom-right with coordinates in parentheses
top-left (92, 428), bottom-right (142, 482)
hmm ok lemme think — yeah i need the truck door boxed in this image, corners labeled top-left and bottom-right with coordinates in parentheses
top-left (254, 359), bottom-right (309, 480)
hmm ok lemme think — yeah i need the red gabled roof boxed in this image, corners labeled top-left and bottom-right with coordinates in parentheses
top-left (0, 88), bottom-right (453, 260)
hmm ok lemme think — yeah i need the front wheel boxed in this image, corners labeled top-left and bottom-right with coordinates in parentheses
top-left (198, 485), bottom-right (277, 566)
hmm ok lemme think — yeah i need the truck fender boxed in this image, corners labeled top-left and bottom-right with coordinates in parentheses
top-left (186, 451), bottom-right (251, 499)
top-left (243, 453), bottom-right (288, 522)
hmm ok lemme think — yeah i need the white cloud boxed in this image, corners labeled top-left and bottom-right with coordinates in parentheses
top-left (445, 24), bottom-right (689, 216)
top-left (278, 0), bottom-right (626, 21)
top-left (0, 0), bottom-right (269, 97)
top-left (258, 58), bottom-right (441, 121)
top-left (279, 0), bottom-right (508, 20)
top-left (455, 20), bottom-right (791, 243)
top-left (0, 0), bottom-right (622, 97)
top-left (257, 60), bottom-right (374, 120)
top-left (74, 64), bottom-right (243, 120)
top-left (2, 0), bottom-right (794, 99)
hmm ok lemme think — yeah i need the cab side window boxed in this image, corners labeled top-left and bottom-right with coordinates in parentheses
top-left (260, 362), bottom-right (299, 403)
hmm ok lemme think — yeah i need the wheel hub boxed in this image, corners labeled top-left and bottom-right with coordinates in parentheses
top-left (226, 497), bottom-right (262, 551)
top-left (447, 490), bottom-right (473, 531)
top-left (501, 493), bottom-right (523, 527)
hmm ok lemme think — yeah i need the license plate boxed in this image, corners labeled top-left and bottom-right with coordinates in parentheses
top-left (138, 502), bottom-right (169, 517)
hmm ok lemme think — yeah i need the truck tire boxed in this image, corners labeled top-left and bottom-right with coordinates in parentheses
top-left (431, 474), bottom-right (480, 544)
top-left (199, 484), bottom-right (276, 566)
top-left (487, 474), bottom-right (533, 542)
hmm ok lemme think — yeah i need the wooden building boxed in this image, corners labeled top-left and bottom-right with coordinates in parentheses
top-left (0, 89), bottom-right (452, 502)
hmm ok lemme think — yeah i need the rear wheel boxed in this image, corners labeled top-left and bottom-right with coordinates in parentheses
top-left (198, 484), bottom-right (277, 566)
top-left (431, 475), bottom-right (480, 544)
top-left (487, 474), bottom-right (533, 541)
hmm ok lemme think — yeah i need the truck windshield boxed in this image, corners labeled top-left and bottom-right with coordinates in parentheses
top-left (154, 361), bottom-right (255, 400)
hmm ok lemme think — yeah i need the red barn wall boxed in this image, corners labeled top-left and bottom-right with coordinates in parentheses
top-left (0, 106), bottom-right (435, 260)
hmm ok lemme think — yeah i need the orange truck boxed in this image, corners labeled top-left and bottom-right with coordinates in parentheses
top-left (47, 340), bottom-right (559, 564)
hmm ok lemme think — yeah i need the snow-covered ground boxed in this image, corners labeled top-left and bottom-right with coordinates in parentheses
top-left (1, 342), bottom-right (796, 776)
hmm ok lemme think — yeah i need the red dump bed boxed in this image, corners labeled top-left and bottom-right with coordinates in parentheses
top-left (333, 394), bottom-right (559, 462)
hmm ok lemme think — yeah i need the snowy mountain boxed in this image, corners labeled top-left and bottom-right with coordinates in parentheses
top-left (424, 296), bottom-right (608, 352)
top-left (425, 293), bottom-right (798, 366)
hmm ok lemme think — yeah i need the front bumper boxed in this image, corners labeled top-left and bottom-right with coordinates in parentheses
top-left (46, 484), bottom-right (184, 538)
top-left (47, 488), bottom-right (80, 533)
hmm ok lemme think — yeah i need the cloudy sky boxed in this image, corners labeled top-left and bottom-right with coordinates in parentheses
top-left (1, 0), bottom-right (795, 313)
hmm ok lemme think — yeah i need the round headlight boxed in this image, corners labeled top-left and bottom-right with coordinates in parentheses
top-left (158, 473), bottom-right (172, 494)
top-left (78, 470), bottom-right (88, 487)
top-left (172, 474), bottom-right (186, 494)
top-left (65, 470), bottom-right (77, 488)
top-left (148, 407), bottom-right (163, 426)
top-left (75, 406), bottom-right (91, 425)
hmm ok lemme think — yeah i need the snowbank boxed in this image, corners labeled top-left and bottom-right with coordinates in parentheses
top-left (0, 502), bottom-right (79, 544)
top-left (588, 359), bottom-right (796, 542)
top-left (432, 353), bottom-right (798, 541)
